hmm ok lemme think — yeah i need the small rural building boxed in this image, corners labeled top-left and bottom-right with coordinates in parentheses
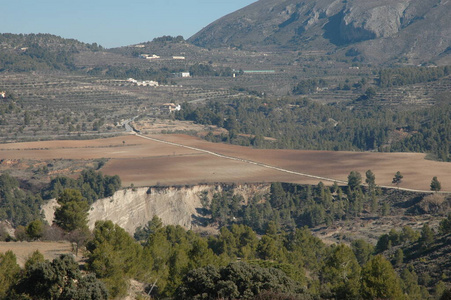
top-left (160, 103), bottom-right (181, 112)
top-left (127, 78), bottom-right (158, 86)
top-left (139, 54), bottom-right (160, 60)
top-left (172, 56), bottom-right (185, 60)
top-left (174, 72), bottom-right (190, 78)
top-left (0, 91), bottom-right (6, 98)
top-left (136, 80), bottom-right (159, 87)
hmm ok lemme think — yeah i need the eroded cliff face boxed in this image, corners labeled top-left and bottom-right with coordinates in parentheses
top-left (87, 184), bottom-right (270, 235)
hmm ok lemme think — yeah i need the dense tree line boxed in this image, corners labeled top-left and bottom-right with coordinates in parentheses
top-left (176, 96), bottom-right (451, 161)
top-left (43, 169), bottom-right (121, 204)
top-left (87, 65), bottom-right (182, 83)
top-left (1, 217), bottom-right (450, 299)
top-left (189, 63), bottom-right (233, 77)
top-left (87, 63), bottom-right (233, 83)
top-left (176, 97), bottom-right (395, 151)
top-left (86, 215), bottom-right (451, 298)
top-left (0, 33), bottom-right (102, 72)
top-left (390, 102), bottom-right (451, 161)
top-left (292, 78), bottom-right (327, 95)
top-left (152, 35), bottom-right (185, 43)
top-left (378, 66), bottom-right (451, 88)
top-left (199, 175), bottom-right (407, 234)
top-left (0, 173), bottom-right (44, 227)
top-left (0, 171), bottom-right (120, 230)
top-left (1, 252), bottom-right (108, 299)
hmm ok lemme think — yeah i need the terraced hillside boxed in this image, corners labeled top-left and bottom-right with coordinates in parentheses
top-left (0, 72), bottom-right (245, 142)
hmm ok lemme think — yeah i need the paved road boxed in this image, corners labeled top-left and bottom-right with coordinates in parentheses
top-left (122, 116), bottom-right (139, 133)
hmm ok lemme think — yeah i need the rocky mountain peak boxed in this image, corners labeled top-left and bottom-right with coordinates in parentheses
top-left (189, 0), bottom-right (451, 65)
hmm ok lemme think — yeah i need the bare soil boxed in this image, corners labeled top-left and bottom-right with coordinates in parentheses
top-left (1, 133), bottom-right (450, 192)
top-left (0, 241), bottom-right (75, 267)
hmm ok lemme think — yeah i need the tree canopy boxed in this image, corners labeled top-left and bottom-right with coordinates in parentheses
top-left (53, 189), bottom-right (89, 232)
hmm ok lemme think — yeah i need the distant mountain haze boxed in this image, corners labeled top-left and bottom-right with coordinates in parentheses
top-left (189, 0), bottom-right (451, 65)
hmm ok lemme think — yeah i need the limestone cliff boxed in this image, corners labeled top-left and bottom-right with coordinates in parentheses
top-left (188, 0), bottom-right (451, 64)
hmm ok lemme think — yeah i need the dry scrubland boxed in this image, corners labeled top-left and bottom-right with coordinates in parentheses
top-left (1, 133), bottom-right (450, 192)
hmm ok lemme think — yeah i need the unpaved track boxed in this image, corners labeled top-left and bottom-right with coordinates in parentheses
top-left (135, 133), bottom-right (348, 185)
top-left (1, 132), bottom-right (450, 192)
top-left (134, 133), bottom-right (449, 194)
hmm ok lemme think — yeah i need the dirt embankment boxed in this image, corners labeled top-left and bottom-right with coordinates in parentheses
top-left (40, 184), bottom-right (266, 235)
top-left (88, 184), bottom-right (269, 234)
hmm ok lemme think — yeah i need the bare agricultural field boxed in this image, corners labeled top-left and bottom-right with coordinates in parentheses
top-left (0, 241), bottom-right (74, 267)
top-left (1, 133), bottom-right (450, 192)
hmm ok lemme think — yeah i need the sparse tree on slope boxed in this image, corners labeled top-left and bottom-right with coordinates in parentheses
top-left (348, 171), bottom-right (362, 191)
top-left (430, 176), bottom-right (441, 192)
top-left (392, 171), bottom-right (404, 187)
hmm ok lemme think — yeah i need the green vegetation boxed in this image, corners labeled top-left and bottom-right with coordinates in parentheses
top-left (0, 33), bottom-right (101, 72)
top-left (1, 191), bottom-right (450, 299)
top-left (0, 173), bottom-right (44, 227)
top-left (62, 215), bottom-right (451, 298)
top-left (189, 63), bottom-right (233, 77)
top-left (152, 35), bottom-right (185, 43)
top-left (292, 78), bottom-right (327, 95)
top-left (360, 254), bottom-right (404, 299)
top-left (0, 171), bottom-right (119, 235)
top-left (43, 169), bottom-right (121, 204)
top-left (91, 65), bottom-right (180, 83)
top-left (9, 254), bottom-right (108, 299)
top-left (176, 96), bottom-right (451, 161)
top-left (53, 189), bottom-right (89, 232)
top-left (431, 176), bottom-right (442, 192)
top-left (176, 262), bottom-right (305, 299)
top-left (378, 66), bottom-right (451, 88)
top-left (199, 179), bottom-right (387, 233)
top-left (393, 171), bottom-right (404, 187)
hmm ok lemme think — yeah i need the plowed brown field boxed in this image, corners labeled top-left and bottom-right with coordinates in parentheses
top-left (1, 133), bottom-right (450, 192)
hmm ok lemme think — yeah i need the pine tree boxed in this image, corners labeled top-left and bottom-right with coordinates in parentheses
top-left (430, 176), bottom-right (441, 192)
top-left (360, 255), bottom-right (404, 300)
top-left (419, 223), bottom-right (434, 250)
top-left (53, 189), bottom-right (89, 232)
top-left (321, 244), bottom-right (361, 299)
top-left (392, 171), bottom-right (403, 187)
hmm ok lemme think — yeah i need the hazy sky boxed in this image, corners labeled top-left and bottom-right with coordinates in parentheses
top-left (3, 0), bottom-right (256, 48)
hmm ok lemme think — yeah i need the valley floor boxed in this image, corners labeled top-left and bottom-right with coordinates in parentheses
top-left (1, 132), bottom-right (450, 192)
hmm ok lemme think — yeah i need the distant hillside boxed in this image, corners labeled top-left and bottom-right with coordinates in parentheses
top-left (0, 33), bottom-right (102, 72)
top-left (189, 0), bottom-right (451, 65)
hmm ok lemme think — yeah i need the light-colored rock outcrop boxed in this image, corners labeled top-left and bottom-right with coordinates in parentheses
top-left (189, 0), bottom-right (451, 64)
top-left (340, 1), bottom-right (408, 42)
top-left (87, 184), bottom-right (269, 234)
top-left (41, 184), bottom-right (270, 235)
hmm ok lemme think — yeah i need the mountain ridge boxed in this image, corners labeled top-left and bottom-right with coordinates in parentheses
top-left (188, 0), bottom-right (451, 65)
